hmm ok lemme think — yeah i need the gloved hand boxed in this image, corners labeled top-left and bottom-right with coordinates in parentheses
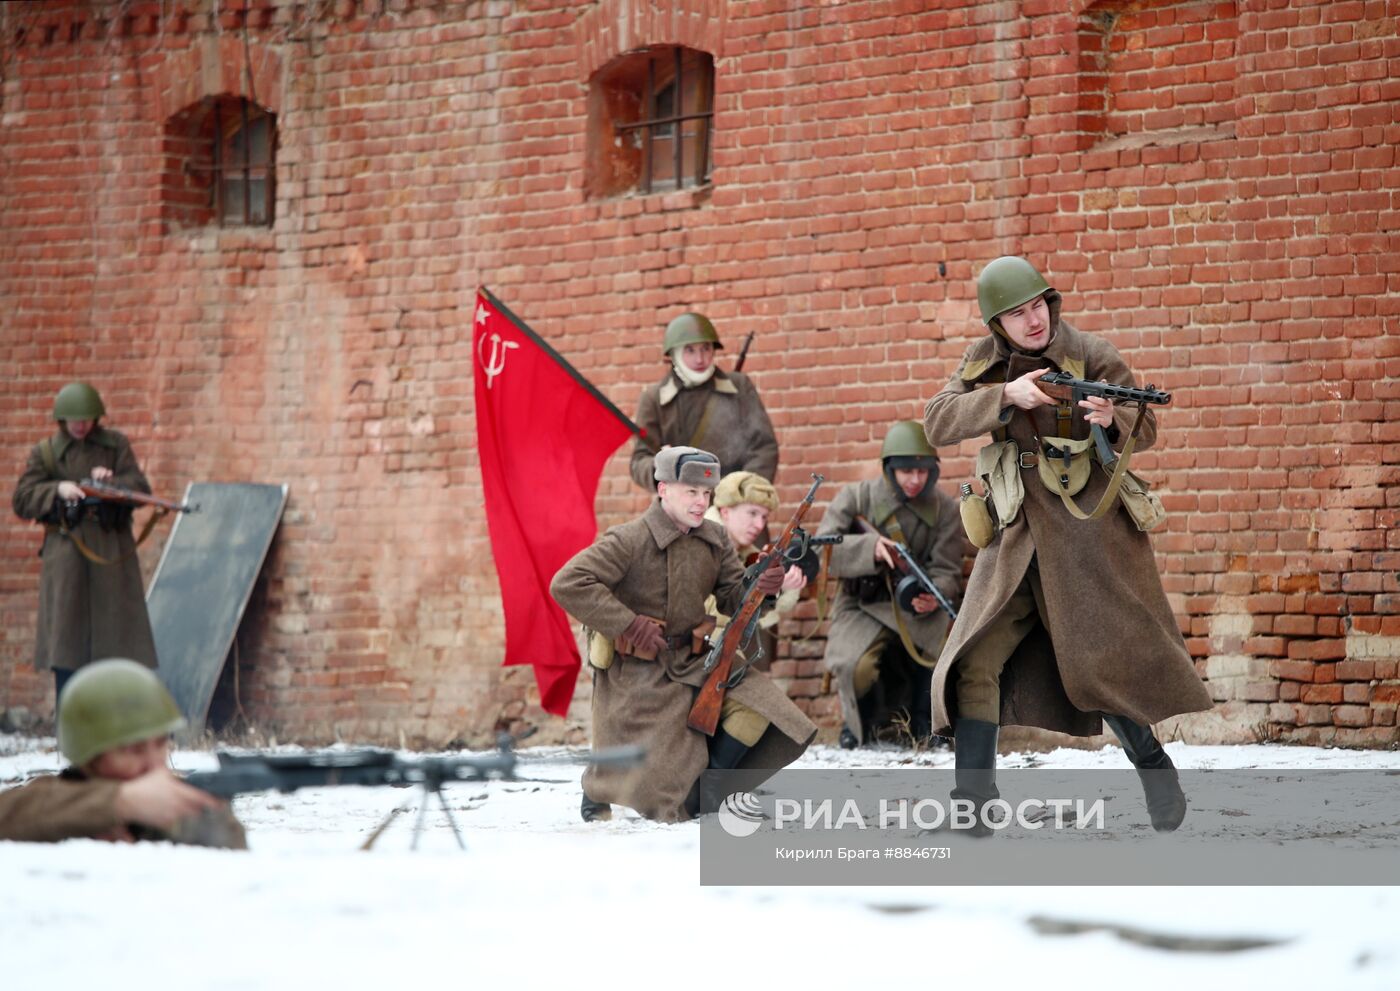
top-left (755, 558), bottom-right (786, 597)
top-left (620, 615), bottom-right (667, 656)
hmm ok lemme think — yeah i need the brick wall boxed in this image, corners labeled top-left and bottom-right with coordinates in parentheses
top-left (1, 0), bottom-right (1395, 747)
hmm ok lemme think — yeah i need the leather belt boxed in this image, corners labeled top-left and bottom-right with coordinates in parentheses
top-left (661, 631), bottom-right (692, 650)
top-left (1018, 449), bottom-right (1038, 469)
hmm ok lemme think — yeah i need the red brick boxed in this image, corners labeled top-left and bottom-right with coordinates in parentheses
top-left (0, 0), bottom-right (1394, 749)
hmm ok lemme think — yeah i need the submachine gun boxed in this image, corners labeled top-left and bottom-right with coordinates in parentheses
top-left (852, 515), bottom-right (958, 620)
top-left (1034, 372), bottom-right (1171, 468)
top-left (183, 729), bottom-right (644, 850)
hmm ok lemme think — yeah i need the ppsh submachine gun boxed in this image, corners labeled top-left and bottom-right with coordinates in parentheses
top-left (746, 526), bottom-right (842, 585)
top-left (183, 729), bottom-right (645, 850)
top-left (1033, 372), bottom-right (1171, 468)
top-left (852, 515), bottom-right (958, 620)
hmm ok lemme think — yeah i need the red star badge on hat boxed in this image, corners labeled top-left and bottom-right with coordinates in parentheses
top-left (705, 469), bottom-right (713, 477)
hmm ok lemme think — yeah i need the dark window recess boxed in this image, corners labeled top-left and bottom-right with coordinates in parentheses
top-left (587, 47), bottom-right (714, 199)
top-left (161, 96), bottom-right (276, 231)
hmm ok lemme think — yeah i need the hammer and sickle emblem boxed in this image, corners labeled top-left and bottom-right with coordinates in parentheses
top-left (478, 332), bottom-right (520, 389)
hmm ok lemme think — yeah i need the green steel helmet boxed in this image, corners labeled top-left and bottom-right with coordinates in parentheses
top-left (58, 659), bottom-right (185, 768)
top-left (880, 420), bottom-right (938, 462)
top-left (662, 312), bottom-right (723, 356)
top-left (882, 420), bottom-right (939, 497)
top-left (53, 382), bottom-right (106, 421)
top-left (976, 256), bottom-right (1053, 325)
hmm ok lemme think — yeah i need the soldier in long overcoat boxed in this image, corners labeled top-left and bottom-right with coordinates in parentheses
top-left (552, 447), bottom-right (816, 823)
top-left (923, 257), bottom-right (1212, 833)
top-left (629, 313), bottom-right (779, 491)
top-left (0, 660), bottom-right (246, 848)
top-left (11, 383), bottom-right (159, 696)
top-left (817, 421), bottom-right (964, 748)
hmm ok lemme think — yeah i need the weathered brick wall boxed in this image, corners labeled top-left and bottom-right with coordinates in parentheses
top-left (1, 0), bottom-right (1395, 747)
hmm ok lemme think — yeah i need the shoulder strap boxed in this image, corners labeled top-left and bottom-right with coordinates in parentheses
top-left (40, 437), bottom-right (56, 477)
top-left (687, 394), bottom-right (719, 448)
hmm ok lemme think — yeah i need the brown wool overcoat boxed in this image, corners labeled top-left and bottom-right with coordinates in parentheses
top-left (629, 369), bottom-right (779, 490)
top-left (11, 428), bottom-right (159, 672)
top-left (0, 768), bottom-right (247, 848)
top-left (816, 476), bottom-right (965, 740)
top-left (551, 500), bottom-right (816, 822)
top-left (922, 316), bottom-right (1212, 737)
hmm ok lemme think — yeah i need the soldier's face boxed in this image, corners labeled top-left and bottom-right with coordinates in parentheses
top-left (996, 294), bottom-right (1051, 351)
top-left (63, 418), bottom-right (95, 441)
top-left (86, 735), bottom-right (171, 782)
top-left (658, 481), bottom-right (712, 530)
top-left (893, 469), bottom-right (929, 500)
top-left (720, 503), bottom-right (770, 548)
top-left (679, 342), bottom-right (715, 373)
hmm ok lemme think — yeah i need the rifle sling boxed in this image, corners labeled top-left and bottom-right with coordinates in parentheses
top-left (1047, 403), bottom-right (1148, 522)
top-left (883, 572), bottom-right (937, 669)
top-left (47, 507), bottom-right (168, 566)
top-left (687, 393), bottom-right (719, 449)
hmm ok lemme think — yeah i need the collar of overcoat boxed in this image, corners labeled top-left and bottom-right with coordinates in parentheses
top-left (657, 367), bottom-right (740, 406)
top-left (49, 425), bottom-right (118, 461)
top-left (644, 499), bottom-right (728, 551)
top-left (874, 474), bottom-right (941, 532)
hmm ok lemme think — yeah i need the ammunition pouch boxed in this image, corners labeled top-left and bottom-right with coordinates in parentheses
top-left (962, 440), bottom-right (1024, 546)
top-left (843, 575), bottom-right (887, 604)
top-left (1115, 467), bottom-right (1167, 532)
top-left (588, 630), bottom-right (616, 670)
top-left (691, 615), bottom-right (717, 655)
top-left (1036, 435), bottom-right (1094, 498)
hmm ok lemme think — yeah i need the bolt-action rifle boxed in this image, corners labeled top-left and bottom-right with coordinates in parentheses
top-left (733, 331), bottom-right (756, 373)
top-left (687, 474), bottom-right (825, 736)
top-left (77, 477), bottom-right (200, 514)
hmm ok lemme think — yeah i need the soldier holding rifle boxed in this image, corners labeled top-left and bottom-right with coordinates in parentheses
top-left (552, 447), bottom-right (815, 823)
top-left (629, 313), bottom-right (779, 491)
top-left (923, 257), bottom-right (1212, 834)
top-left (11, 383), bottom-right (170, 696)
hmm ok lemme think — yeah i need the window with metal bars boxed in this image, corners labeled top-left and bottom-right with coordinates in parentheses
top-left (162, 95), bottom-right (276, 231)
top-left (587, 47), bottom-right (714, 199)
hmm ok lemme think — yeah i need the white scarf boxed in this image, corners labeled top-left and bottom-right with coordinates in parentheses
top-left (672, 354), bottom-right (717, 388)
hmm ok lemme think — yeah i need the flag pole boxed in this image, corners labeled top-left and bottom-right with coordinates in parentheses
top-left (479, 287), bottom-right (645, 439)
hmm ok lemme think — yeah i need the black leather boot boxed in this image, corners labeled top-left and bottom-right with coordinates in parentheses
top-left (951, 718), bottom-right (1000, 837)
top-left (708, 729), bottom-right (751, 770)
top-left (1103, 714), bottom-right (1186, 832)
top-left (838, 725), bottom-right (859, 750)
top-left (580, 793), bottom-right (612, 823)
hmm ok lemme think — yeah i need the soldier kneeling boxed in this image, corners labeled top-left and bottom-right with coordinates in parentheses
top-left (552, 447), bottom-right (816, 823)
top-left (0, 659), bottom-right (247, 848)
top-left (816, 422), bottom-right (964, 749)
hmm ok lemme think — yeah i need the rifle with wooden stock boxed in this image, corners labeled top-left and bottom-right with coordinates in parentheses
top-left (687, 473), bottom-right (825, 736)
top-left (77, 477), bottom-right (200, 514)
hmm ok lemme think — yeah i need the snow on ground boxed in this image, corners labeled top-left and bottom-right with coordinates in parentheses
top-left (2, 734), bottom-right (1398, 989)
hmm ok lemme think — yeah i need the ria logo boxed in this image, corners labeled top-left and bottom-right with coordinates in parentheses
top-left (717, 791), bottom-right (765, 838)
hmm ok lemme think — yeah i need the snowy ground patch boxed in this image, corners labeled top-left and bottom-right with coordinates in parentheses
top-left (2, 736), bottom-right (1397, 989)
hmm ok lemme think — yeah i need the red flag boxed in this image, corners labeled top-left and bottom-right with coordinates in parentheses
top-left (473, 289), bottom-right (639, 716)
